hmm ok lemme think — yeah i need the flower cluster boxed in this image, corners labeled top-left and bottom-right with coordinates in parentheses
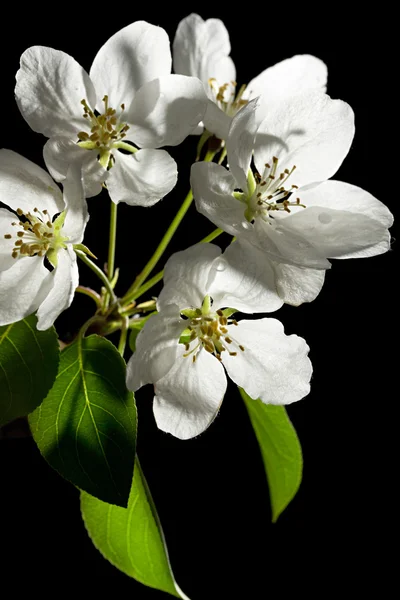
top-left (0, 14), bottom-right (393, 441)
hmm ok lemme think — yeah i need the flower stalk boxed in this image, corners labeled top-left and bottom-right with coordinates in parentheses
top-left (75, 249), bottom-right (117, 305)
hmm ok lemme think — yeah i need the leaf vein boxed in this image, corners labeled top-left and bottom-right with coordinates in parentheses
top-left (78, 337), bottom-right (121, 497)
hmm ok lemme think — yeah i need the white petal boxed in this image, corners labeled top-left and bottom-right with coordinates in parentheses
top-left (207, 56), bottom-right (236, 93)
top-left (0, 208), bottom-right (21, 272)
top-left (254, 91), bottom-right (355, 187)
top-left (0, 150), bottom-right (64, 217)
top-left (202, 99), bottom-right (232, 140)
top-left (209, 240), bottom-right (283, 313)
top-left (302, 180), bottom-right (393, 226)
top-left (223, 319), bottom-right (312, 405)
top-left (153, 348), bottom-right (227, 439)
top-left (277, 205), bottom-right (392, 261)
top-left (127, 75), bottom-right (207, 148)
top-left (15, 46), bottom-right (96, 138)
top-left (272, 261), bottom-right (326, 305)
top-left (245, 55), bottom-right (327, 111)
top-left (299, 180), bottom-right (393, 258)
top-left (226, 98), bottom-right (259, 193)
top-left (62, 165), bottom-right (89, 244)
top-left (157, 243), bottom-right (222, 311)
top-left (191, 162), bottom-right (249, 237)
top-left (36, 246), bottom-right (78, 330)
top-left (173, 14), bottom-right (235, 85)
top-left (126, 305), bottom-right (185, 391)
top-left (107, 149), bottom-right (177, 206)
top-left (252, 217), bottom-right (331, 269)
top-left (90, 21), bottom-right (171, 111)
top-left (0, 256), bottom-right (52, 327)
top-left (43, 137), bottom-right (108, 198)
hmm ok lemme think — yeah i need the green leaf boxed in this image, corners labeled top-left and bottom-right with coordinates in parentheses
top-left (0, 315), bottom-right (59, 427)
top-left (129, 312), bottom-right (156, 352)
top-left (239, 387), bottom-right (303, 522)
top-left (29, 335), bottom-right (137, 507)
top-left (81, 457), bottom-right (189, 599)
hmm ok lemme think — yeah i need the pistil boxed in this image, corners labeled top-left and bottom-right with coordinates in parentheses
top-left (181, 304), bottom-right (244, 363)
top-left (246, 156), bottom-right (306, 222)
top-left (77, 95), bottom-right (130, 154)
top-left (4, 207), bottom-right (68, 264)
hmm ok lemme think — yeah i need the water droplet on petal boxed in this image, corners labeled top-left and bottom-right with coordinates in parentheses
top-left (215, 259), bottom-right (227, 272)
top-left (241, 221), bottom-right (253, 230)
top-left (318, 212), bottom-right (332, 224)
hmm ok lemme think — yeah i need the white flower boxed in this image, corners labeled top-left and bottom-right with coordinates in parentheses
top-left (0, 150), bottom-right (87, 330)
top-left (191, 94), bottom-right (394, 305)
top-left (15, 21), bottom-right (208, 206)
top-left (173, 13), bottom-right (327, 140)
top-left (126, 243), bottom-right (311, 440)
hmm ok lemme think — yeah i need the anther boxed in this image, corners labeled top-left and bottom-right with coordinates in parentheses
top-left (239, 345), bottom-right (245, 351)
top-left (4, 234), bottom-right (11, 239)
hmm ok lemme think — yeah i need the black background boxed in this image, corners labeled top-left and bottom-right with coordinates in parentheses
top-left (0, 6), bottom-right (396, 598)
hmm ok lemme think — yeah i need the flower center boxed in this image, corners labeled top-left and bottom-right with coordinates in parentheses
top-left (208, 79), bottom-right (248, 117)
top-left (245, 156), bottom-right (306, 223)
top-left (180, 296), bottom-right (244, 363)
top-left (77, 95), bottom-right (130, 160)
top-left (4, 207), bottom-right (68, 265)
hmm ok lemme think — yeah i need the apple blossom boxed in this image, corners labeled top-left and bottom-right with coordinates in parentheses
top-left (15, 21), bottom-right (208, 206)
top-left (0, 150), bottom-right (87, 330)
top-left (126, 243), bottom-right (311, 440)
top-left (173, 13), bottom-right (327, 140)
top-left (191, 94), bottom-right (393, 305)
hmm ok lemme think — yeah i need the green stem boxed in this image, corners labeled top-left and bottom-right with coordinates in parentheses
top-left (117, 317), bottom-right (129, 356)
top-left (127, 272), bottom-right (164, 303)
top-left (107, 202), bottom-right (118, 282)
top-left (124, 227), bottom-right (225, 304)
top-left (121, 188), bottom-right (194, 303)
top-left (75, 286), bottom-right (101, 308)
top-left (199, 227), bottom-right (224, 244)
top-left (78, 315), bottom-right (103, 339)
top-left (121, 152), bottom-right (217, 305)
top-left (75, 249), bottom-right (117, 304)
